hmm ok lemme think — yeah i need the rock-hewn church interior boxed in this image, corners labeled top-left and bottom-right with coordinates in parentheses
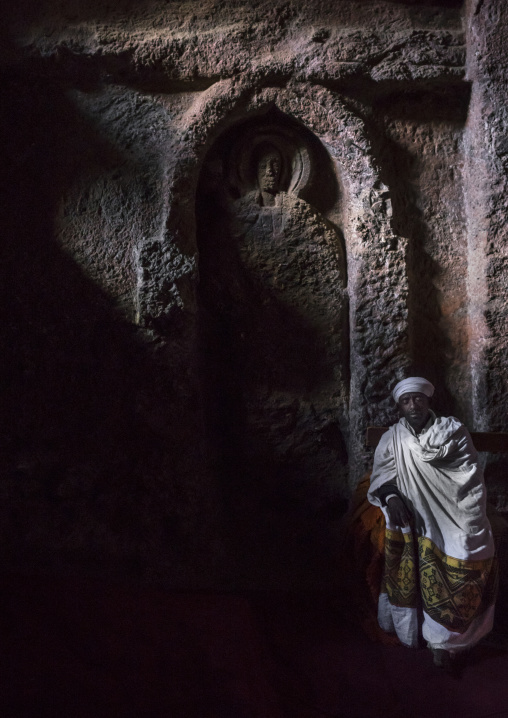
top-left (1, 0), bottom-right (508, 715)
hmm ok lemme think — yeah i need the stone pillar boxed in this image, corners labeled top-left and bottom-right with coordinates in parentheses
top-left (465, 0), bottom-right (508, 509)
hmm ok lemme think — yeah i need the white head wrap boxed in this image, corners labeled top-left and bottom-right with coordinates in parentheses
top-left (392, 377), bottom-right (434, 404)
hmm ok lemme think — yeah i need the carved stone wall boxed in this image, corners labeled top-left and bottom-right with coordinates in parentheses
top-left (464, 0), bottom-right (508, 511)
top-left (197, 112), bottom-right (349, 585)
top-left (0, 0), bottom-right (507, 588)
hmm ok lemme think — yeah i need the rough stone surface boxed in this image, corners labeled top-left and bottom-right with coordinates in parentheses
top-left (464, 0), bottom-right (508, 511)
top-left (197, 114), bottom-right (350, 584)
top-left (0, 0), bottom-right (507, 589)
top-left (373, 88), bottom-right (470, 418)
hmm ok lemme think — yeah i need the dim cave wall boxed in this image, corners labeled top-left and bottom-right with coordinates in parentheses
top-left (0, 0), bottom-right (507, 589)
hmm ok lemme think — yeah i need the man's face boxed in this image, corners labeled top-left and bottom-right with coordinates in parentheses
top-left (397, 392), bottom-right (431, 432)
top-left (257, 150), bottom-right (281, 194)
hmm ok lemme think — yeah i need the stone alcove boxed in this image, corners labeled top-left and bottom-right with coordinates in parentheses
top-left (179, 81), bottom-right (409, 481)
top-left (135, 81), bottom-right (409, 586)
top-left (196, 110), bottom-right (349, 585)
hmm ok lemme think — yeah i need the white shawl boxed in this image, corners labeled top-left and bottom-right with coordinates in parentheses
top-left (368, 414), bottom-right (494, 561)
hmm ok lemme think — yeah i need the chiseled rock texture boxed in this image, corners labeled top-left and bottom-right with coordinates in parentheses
top-left (0, 0), bottom-right (506, 589)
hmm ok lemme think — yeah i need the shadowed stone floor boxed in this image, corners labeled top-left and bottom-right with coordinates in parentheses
top-left (1, 575), bottom-right (507, 718)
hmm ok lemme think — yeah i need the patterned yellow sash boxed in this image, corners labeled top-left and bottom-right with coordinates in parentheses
top-left (382, 529), bottom-right (498, 633)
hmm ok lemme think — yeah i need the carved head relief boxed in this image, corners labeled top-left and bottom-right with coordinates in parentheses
top-left (254, 143), bottom-right (283, 195)
top-left (218, 114), bottom-right (337, 214)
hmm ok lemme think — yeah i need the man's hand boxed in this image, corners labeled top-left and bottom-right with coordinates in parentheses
top-left (386, 496), bottom-right (411, 527)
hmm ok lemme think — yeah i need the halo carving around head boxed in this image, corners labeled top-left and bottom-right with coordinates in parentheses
top-left (226, 122), bottom-right (312, 199)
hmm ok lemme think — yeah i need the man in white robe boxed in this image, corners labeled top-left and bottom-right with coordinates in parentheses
top-left (368, 377), bottom-right (497, 668)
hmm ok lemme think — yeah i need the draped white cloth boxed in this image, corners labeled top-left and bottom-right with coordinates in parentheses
top-left (368, 413), bottom-right (496, 652)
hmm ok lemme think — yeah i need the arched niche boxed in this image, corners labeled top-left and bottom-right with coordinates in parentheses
top-left (136, 81), bottom-right (409, 586)
top-left (195, 108), bottom-right (349, 586)
top-left (176, 82), bottom-right (408, 493)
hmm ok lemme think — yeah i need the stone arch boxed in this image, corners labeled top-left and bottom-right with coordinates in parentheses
top-left (136, 81), bottom-right (409, 494)
top-left (195, 105), bottom-right (350, 587)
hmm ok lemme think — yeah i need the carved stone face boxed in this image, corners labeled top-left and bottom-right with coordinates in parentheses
top-left (256, 148), bottom-right (282, 194)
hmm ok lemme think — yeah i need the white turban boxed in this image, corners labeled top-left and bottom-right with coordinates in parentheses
top-left (392, 377), bottom-right (435, 404)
